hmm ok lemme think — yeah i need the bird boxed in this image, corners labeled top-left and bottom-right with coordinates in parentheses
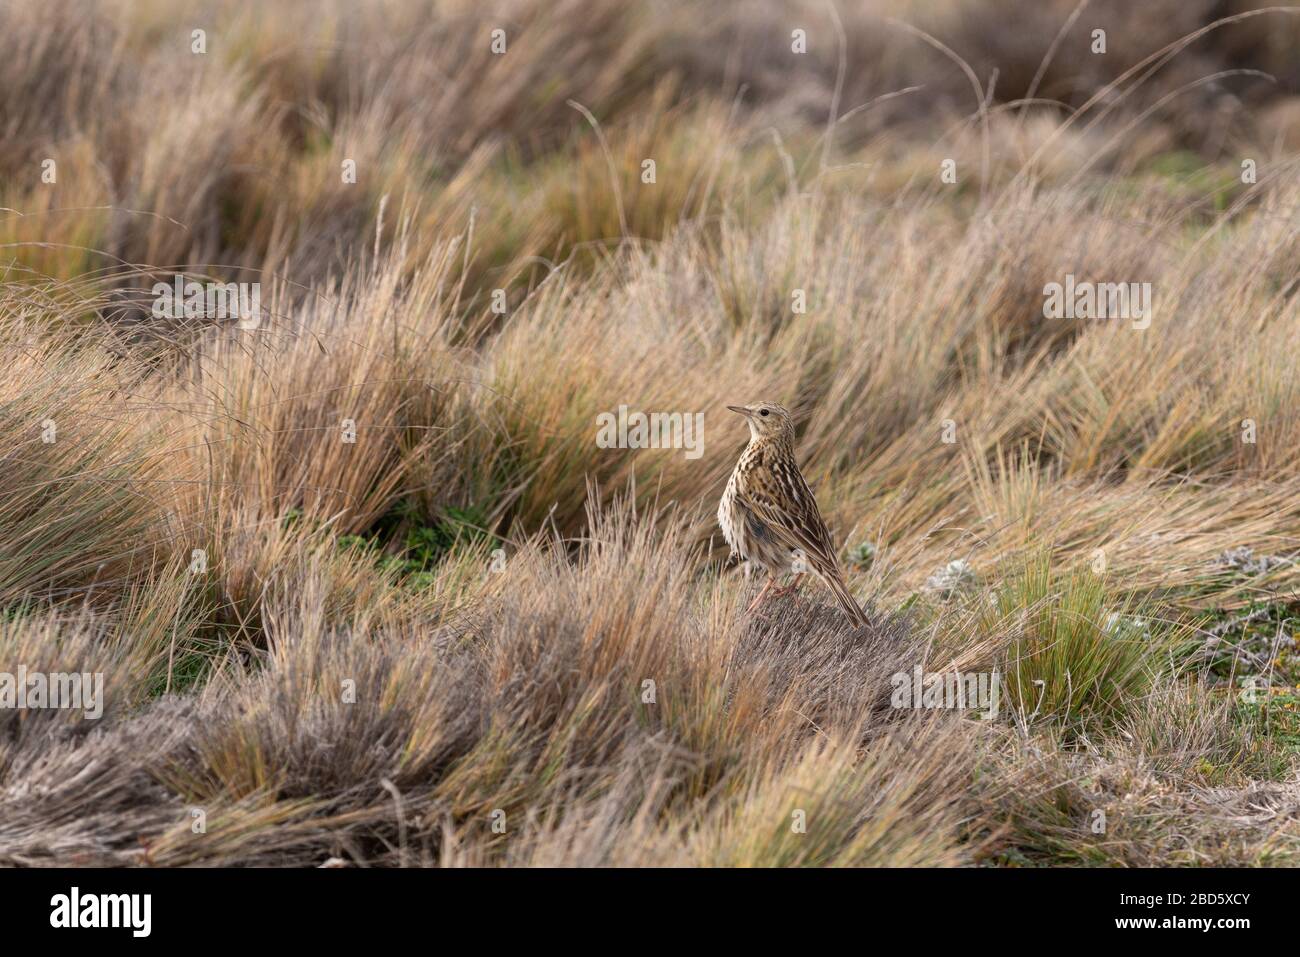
top-left (717, 402), bottom-right (868, 627)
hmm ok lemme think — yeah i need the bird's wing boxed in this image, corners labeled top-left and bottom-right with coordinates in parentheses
top-left (735, 456), bottom-right (840, 570)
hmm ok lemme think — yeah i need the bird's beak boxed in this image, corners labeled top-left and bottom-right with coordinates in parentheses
top-left (726, 405), bottom-right (751, 416)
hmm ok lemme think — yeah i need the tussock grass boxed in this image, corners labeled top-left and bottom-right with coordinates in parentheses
top-left (1, 0), bottom-right (1299, 866)
top-left (986, 555), bottom-right (1189, 728)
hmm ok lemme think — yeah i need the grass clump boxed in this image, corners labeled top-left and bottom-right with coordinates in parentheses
top-left (2, 0), bottom-right (1300, 867)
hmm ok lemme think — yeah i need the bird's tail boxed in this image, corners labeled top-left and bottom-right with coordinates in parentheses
top-left (820, 566), bottom-right (869, 628)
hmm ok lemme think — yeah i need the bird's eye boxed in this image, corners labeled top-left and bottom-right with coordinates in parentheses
top-left (759, 409), bottom-right (769, 417)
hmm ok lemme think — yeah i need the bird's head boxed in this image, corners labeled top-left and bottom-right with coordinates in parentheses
top-left (726, 402), bottom-right (795, 442)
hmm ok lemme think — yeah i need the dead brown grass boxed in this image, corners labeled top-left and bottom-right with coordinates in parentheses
top-left (1, 0), bottom-right (1299, 867)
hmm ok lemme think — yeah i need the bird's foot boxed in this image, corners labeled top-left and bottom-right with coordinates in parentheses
top-left (745, 574), bottom-right (788, 616)
top-left (744, 583), bottom-right (775, 615)
top-left (769, 575), bottom-right (805, 601)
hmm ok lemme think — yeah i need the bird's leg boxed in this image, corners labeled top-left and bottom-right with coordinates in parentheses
top-left (745, 575), bottom-right (779, 614)
top-left (775, 574), bottom-right (810, 613)
top-left (788, 573), bottom-right (812, 610)
top-left (770, 573), bottom-right (805, 599)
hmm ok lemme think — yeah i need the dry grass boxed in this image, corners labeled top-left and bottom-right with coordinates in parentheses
top-left (1, 0), bottom-right (1300, 867)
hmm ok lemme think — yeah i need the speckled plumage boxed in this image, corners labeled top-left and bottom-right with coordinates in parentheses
top-left (718, 403), bottom-right (867, 626)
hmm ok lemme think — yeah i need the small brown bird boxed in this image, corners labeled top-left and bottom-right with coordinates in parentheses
top-left (717, 402), bottom-right (867, 626)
